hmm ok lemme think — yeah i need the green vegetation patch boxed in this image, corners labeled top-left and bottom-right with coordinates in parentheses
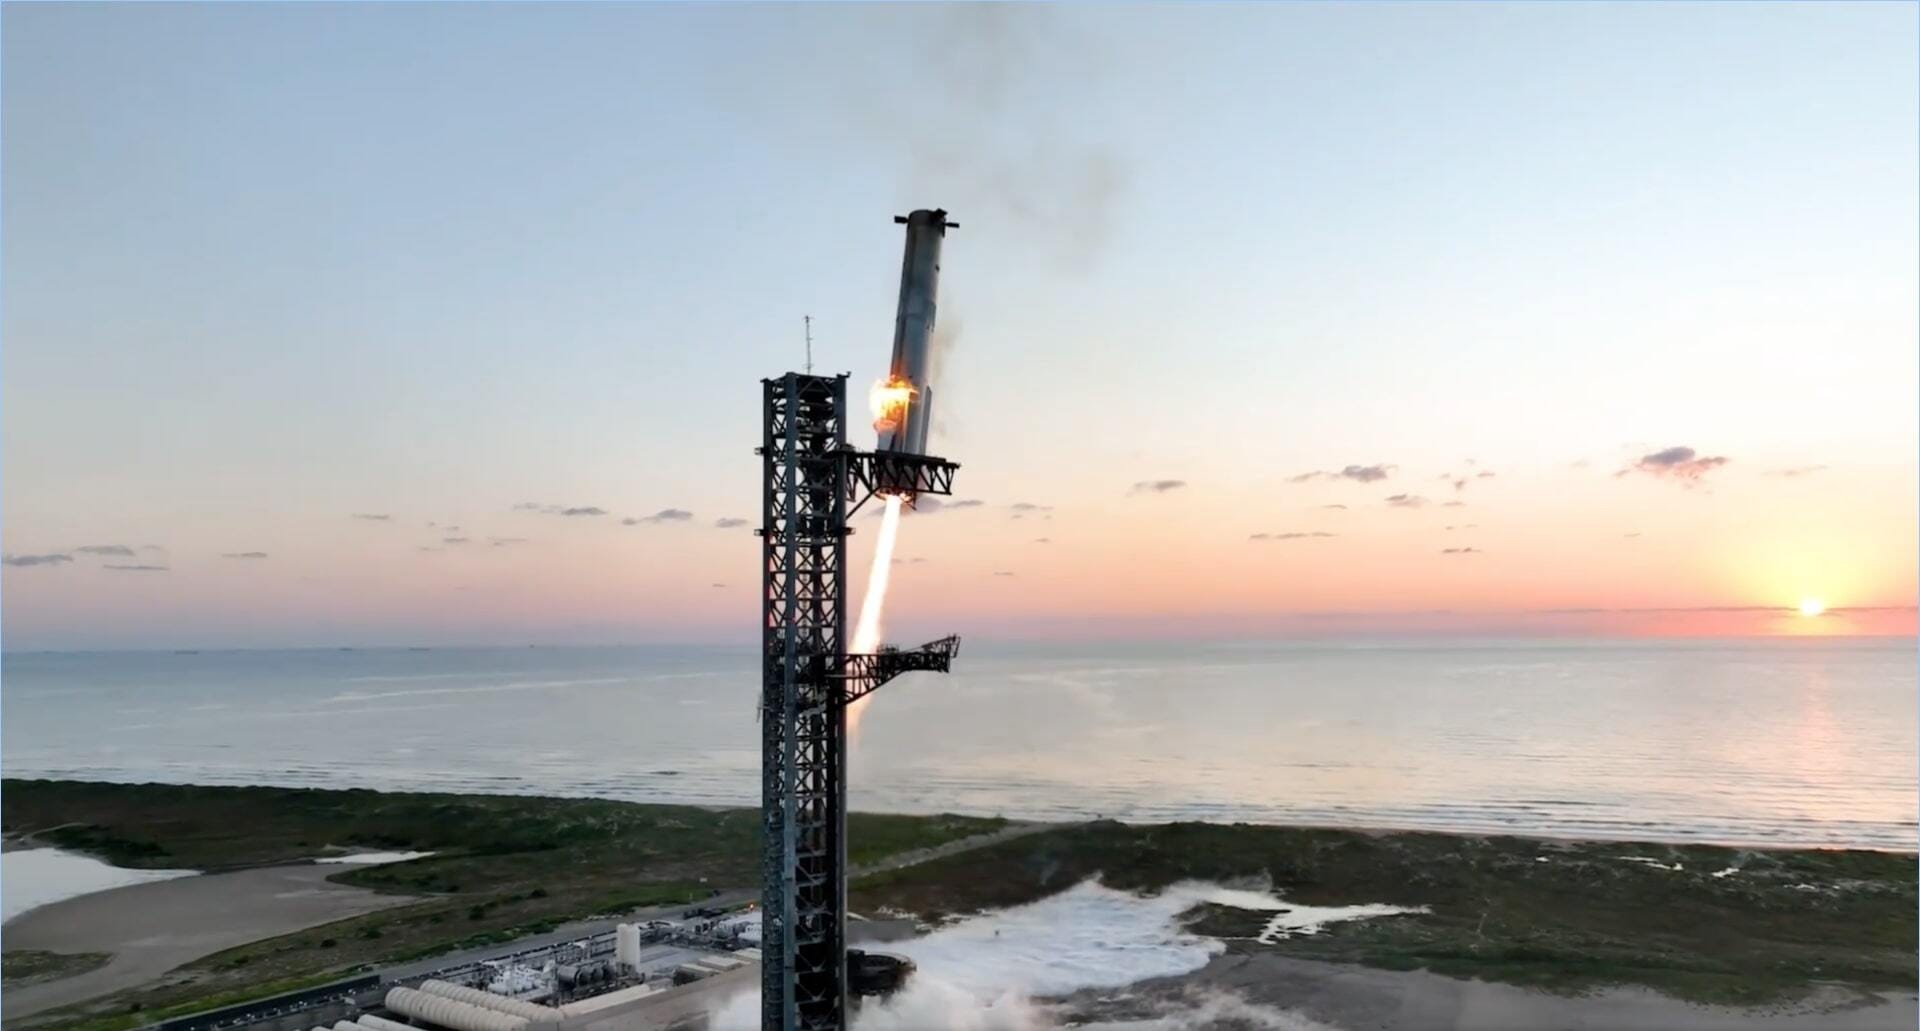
top-left (851, 820), bottom-right (1918, 1005)
top-left (3, 950), bottom-right (112, 987)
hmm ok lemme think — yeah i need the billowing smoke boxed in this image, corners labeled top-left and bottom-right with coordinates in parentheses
top-left (924, 311), bottom-right (963, 443)
top-left (927, 311), bottom-right (962, 410)
top-left (705, 978), bottom-right (1041, 1031)
top-left (905, 6), bottom-right (1124, 271)
top-left (709, 981), bottom-right (1323, 1031)
top-left (706, 879), bottom-right (1383, 1030)
top-left (818, 6), bottom-right (1127, 273)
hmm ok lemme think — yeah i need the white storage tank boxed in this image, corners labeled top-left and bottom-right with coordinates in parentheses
top-left (613, 923), bottom-right (642, 972)
top-left (332, 1022), bottom-right (371, 1031)
top-left (417, 980), bottom-right (562, 1023)
top-left (354, 1016), bottom-right (416, 1031)
top-left (384, 986), bottom-right (529, 1031)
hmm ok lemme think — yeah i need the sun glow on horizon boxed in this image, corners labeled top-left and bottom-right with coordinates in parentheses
top-left (1798, 597), bottom-right (1827, 618)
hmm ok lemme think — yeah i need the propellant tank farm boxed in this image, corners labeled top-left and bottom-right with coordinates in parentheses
top-left (756, 209), bottom-right (963, 1031)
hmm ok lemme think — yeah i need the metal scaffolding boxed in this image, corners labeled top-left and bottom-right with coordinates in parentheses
top-left (758, 372), bottom-right (959, 1031)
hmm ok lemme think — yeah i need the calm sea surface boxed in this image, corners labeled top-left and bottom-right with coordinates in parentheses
top-left (3, 639), bottom-right (1912, 850)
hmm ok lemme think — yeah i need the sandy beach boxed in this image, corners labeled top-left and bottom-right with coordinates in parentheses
top-left (2, 863), bottom-right (414, 1020)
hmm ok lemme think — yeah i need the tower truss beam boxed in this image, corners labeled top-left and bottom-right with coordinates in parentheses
top-left (760, 374), bottom-right (960, 1031)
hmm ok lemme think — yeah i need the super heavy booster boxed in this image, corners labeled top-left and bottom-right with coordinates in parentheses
top-left (873, 208), bottom-right (957, 457)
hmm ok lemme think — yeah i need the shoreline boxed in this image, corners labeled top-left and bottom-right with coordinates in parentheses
top-left (5, 774), bottom-right (1911, 857)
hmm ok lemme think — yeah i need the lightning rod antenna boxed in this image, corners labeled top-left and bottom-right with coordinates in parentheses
top-left (803, 315), bottom-right (813, 374)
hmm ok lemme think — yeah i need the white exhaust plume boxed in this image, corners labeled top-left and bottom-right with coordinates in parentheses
top-left (847, 493), bottom-right (906, 736)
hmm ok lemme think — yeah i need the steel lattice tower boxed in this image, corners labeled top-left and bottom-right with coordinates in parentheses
top-left (758, 372), bottom-right (957, 1031)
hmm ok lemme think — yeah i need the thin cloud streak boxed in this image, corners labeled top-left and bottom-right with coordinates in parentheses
top-left (1618, 446), bottom-right (1729, 486)
top-left (74, 544), bottom-right (136, 557)
top-left (1291, 464), bottom-right (1392, 484)
top-left (625, 508), bottom-right (693, 525)
top-left (1130, 479), bottom-right (1186, 494)
top-left (3, 553), bottom-right (73, 567)
top-left (518, 503), bottom-right (609, 517)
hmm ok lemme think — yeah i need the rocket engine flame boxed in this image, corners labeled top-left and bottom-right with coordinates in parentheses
top-left (848, 493), bottom-right (905, 735)
top-left (870, 377), bottom-right (914, 436)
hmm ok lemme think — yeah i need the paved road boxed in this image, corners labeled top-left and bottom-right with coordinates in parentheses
top-left (851, 820), bottom-right (1057, 881)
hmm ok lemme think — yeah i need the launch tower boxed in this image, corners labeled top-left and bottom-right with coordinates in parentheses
top-left (757, 212), bottom-right (961, 1031)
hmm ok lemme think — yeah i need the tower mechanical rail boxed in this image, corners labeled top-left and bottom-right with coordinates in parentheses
top-left (758, 371), bottom-right (960, 1031)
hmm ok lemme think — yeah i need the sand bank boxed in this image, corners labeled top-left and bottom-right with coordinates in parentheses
top-left (2, 864), bottom-right (414, 1020)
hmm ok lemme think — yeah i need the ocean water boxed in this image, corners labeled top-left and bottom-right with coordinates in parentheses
top-left (2, 639), bottom-right (1912, 850)
top-left (1, 848), bottom-right (195, 922)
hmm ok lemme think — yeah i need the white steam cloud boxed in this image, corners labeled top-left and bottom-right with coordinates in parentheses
top-left (706, 879), bottom-right (1401, 1030)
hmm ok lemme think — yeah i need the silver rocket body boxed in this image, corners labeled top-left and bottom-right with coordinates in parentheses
top-left (875, 209), bottom-right (956, 457)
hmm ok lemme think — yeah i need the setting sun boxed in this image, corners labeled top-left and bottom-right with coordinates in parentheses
top-left (1798, 598), bottom-right (1827, 618)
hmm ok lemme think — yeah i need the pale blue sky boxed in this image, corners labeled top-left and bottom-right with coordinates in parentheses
top-left (4, 3), bottom-right (1915, 648)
